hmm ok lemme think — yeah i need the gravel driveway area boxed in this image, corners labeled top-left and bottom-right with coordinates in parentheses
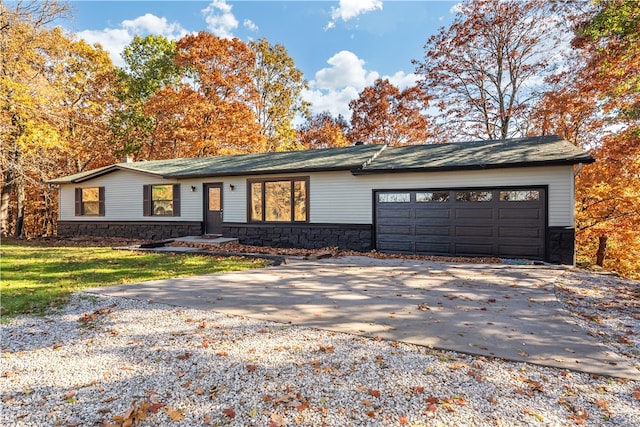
top-left (1, 266), bottom-right (639, 426)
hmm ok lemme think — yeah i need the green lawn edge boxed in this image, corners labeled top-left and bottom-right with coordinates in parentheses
top-left (0, 241), bottom-right (271, 321)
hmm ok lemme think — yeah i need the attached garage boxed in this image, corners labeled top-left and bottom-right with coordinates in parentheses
top-left (375, 187), bottom-right (546, 259)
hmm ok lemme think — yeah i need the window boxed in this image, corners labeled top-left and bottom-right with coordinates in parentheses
top-left (143, 184), bottom-right (181, 217)
top-left (500, 190), bottom-right (540, 201)
top-left (248, 177), bottom-right (308, 222)
top-left (416, 192), bottom-right (450, 202)
top-left (378, 193), bottom-right (410, 203)
top-left (74, 187), bottom-right (104, 216)
top-left (456, 191), bottom-right (492, 202)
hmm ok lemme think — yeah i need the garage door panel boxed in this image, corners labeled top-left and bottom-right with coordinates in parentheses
top-left (415, 225), bottom-right (450, 236)
top-left (375, 188), bottom-right (545, 260)
top-left (377, 225), bottom-right (412, 235)
top-left (377, 240), bottom-right (413, 252)
top-left (377, 209), bottom-right (411, 219)
top-left (416, 242), bottom-right (452, 253)
top-left (455, 226), bottom-right (493, 237)
top-left (416, 209), bottom-right (450, 219)
top-left (456, 208), bottom-right (493, 219)
top-left (499, 208), bottom-right (541, 219)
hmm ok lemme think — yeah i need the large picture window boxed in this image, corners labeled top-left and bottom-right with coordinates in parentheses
top-left (74, 187), bottom-right (105, 216)
top-left (143, 184), bottom-right (181, 217)
top-left (248, 177), bottom-right (309, 222)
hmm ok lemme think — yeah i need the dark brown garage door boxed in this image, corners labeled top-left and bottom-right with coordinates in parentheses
top-left (375, 188), bottom-right (546, 259)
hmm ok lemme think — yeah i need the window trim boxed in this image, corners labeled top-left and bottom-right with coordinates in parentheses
top-left (143, 184), bottom-right (181, 217)
top-left (74, 187), bottom-right (105, 216)
top-left (247, 177), bottom-right (310, 223)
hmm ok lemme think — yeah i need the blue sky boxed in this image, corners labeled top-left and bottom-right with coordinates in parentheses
top-left (65, 1), bottom-right (458, 119)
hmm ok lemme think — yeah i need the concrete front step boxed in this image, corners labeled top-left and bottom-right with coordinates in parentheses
top-left (173, 235), bottom-right (239, 246)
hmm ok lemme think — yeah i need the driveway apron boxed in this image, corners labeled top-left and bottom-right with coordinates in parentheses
top-left (87, 256), bottom-right (639, 380)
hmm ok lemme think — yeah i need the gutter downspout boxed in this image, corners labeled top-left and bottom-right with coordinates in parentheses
top-left (573, 162), bottom-right (584, 177)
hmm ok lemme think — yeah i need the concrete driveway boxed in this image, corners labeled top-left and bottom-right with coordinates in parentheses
top-left (87, 256), bottom-right (638, 379)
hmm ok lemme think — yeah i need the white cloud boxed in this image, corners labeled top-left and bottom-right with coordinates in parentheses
top-left (303, 50), bottom-right (417, 120)
top-left (243, 19), bottom-right (258, 32)
top-left (326, 0), bottom-right (382, 30)
top-left (314, 50), bottom-right (379, 90)
top-left (386, 71), bottom-right (420, 89)
top-left (201, 0), bottom-right (238, 39)
top-left (449, 2), bottom-right (463, 14)
top-left (76, 14), bottom-right (187, 68)
top-left (121, 13), bottom-right (186, 37)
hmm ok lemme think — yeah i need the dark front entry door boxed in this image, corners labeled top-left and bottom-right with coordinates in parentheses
top-left (204, 183), bottom-right (223, 235)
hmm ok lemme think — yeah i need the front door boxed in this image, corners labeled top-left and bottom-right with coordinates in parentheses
top-left (204, 183), bottom-right (223, 235)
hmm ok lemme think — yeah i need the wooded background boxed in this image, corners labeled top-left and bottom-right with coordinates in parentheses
top-left (1, 0), bottom-right (638, 279)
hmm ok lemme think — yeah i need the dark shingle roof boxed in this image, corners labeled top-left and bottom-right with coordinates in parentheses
top-left (355, 135), bottom-right (594, 174)
top-left (49, 144), bottom-right (385, 183)
top-left (49, 136), bottom-right (594, 184)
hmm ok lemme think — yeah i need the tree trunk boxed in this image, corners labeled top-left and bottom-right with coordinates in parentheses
top-left (0, 180), bottom-right (12, 237)
top-left (596, 235), bottom-right (608, 267)
top-left (14, 173), bottom-right (25, 238)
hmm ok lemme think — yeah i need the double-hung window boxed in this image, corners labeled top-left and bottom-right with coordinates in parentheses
top-left (74, 187), bottom-right (105, 216)
top-left (248, 177), bottom-right (309, 222)
top-left (143, 184), bottom-right (181, 217)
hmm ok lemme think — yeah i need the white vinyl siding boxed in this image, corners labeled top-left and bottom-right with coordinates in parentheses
top-left (59, 165), bottom-right (576, 227)
top-left (221, 165), bottom-right (575, 227)
top-left (59, 171), bottom-right (203, 221)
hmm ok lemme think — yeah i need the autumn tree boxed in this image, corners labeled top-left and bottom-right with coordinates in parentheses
top-left (348, 78), bottom-right (432, 145)
top-left (414, 0), bottom-right (567, 141)
top-left (34, 29), bottom-right (118, 235)
top-left (111, 35), bottom-right (181, 158)
top-left (0, 0), bottom-right (69, 237)
top-left (145, 32), bottom-right (263, 158)
top-left (569, 0), bottom-right (640, 278)
top-left (297, 112), bottom-right (350, 149)
top-left (248, 38), bottom-right (308, 152)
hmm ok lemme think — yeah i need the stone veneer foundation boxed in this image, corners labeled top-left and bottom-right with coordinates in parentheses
top-left (56, 221), bottom-right (574, 264)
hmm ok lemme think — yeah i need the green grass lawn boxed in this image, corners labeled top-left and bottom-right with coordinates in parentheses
top-left (0, 241), bottom-right (270, 320)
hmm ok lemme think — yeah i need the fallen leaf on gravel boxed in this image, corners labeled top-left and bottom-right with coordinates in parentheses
top-left (361, 399), bottom-right (373, 407)
top-left (222, 407), bottom-right (236, 418)
top-left (176, 353), bottom-right (191, 360)
top-left (318, 345), bottom-right (334, 353)
top-left (399, 415), bottom-right (410, 425)
top-left (413, 386), bottom-right (425, 394)
top-left (417, 303), bottom-right (430, 311)
top-left (368, 389), bottom-right (381, 398)
top-left (194, 388), bottom-right (205, 395)
top-left (209, 385), bottom-right (229, 399)
top-left (148, 403), bottom-right (163, 413)
top-left (246, 364), bottom-right (257, 372)
top-left (523, 407), bottom-right (544, 422)
top-left (165, 406), bottom-right (184, 421)
top-left (270, 413), bottom-right (285, 426)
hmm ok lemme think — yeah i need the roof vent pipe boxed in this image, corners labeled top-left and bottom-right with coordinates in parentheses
top-left (122, 155), bottom-right (133, 163)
